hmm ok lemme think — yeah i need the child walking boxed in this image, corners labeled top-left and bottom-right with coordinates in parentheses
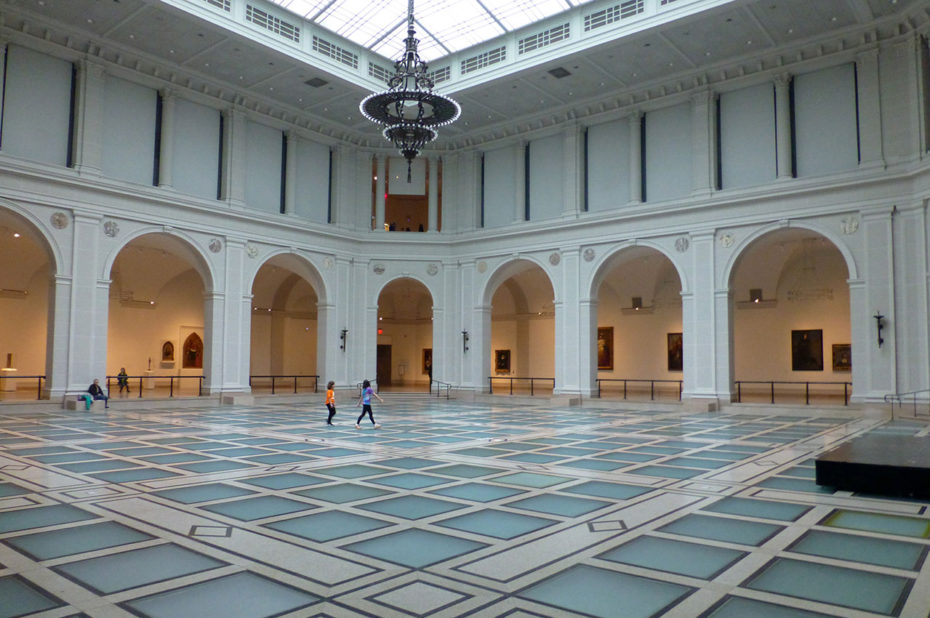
top-left (325, 381), bottom-right (337, 425)
top-left (355, 379), bottom-right (383, 429)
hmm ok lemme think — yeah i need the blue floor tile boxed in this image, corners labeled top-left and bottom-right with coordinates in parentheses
top-left (437, 509), bottom-right (556, 539)
top-left (599, 536), bottom-right (746, 579)
top-left (152, 483), bottom-right (257, 504)
top-left (0, 504), bottom-right (97, 533)
top-left (5, 521), bottom-right (154, 560)
top-left (265, 511), bottom-right (392, 541)
top-left (342, 529), bottom-right (486, 568)
top-left (202, 496), bottom-right (315, 521)
top-left (357, 495), bottom-right (465, 519)
top-left (0, 575), bottom-right (63, 617)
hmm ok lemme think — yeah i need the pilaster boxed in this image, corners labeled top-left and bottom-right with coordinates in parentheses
top-left (72, 60), bottom-right (106, 177)
top-left (629, 111), bottom-right (642, 204)
top-left (158, 90), bottom-right (176, 189)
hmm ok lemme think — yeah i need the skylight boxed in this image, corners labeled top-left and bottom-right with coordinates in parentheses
top-left (266, 0), bottom-right (597, 61)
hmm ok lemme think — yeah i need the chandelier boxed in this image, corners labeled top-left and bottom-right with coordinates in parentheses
top-left (360, 0), bottom-right (460, 182)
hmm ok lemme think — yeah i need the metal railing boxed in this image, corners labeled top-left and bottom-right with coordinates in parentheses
top-left (249, 375), bottom-right (319, 395)
top-left (488, 376), bottom-right (555, 396)
top-left (0, 375), bottom-right (46, 400)
top-left (884, 389), bottom-right (930, 418)
top-left (734, 380), bottom-right (852, 405)
top-left (596, 378), bottom-right (683, 401)
top-left (106, 375), bottom-right (205, 398)
top-left (430, 379), bottom-right (452, 398)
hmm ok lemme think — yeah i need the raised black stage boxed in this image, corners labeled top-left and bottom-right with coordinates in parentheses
top-left (815, 435), bottom-right (930, 498)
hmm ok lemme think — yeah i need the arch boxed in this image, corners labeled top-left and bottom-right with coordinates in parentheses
top-left (372, 273), bottom-right (436, 309)
top-left (376, 276), bottom-right (435, 390)
top-left (482, 256), bottom-right (556, 307)
top-left (102, 227), bottom-right (215, 291)
top-left (722, 220), bottom-right (858, 288)
top-left (587, 240), bottom-right (689, 300)
top-left (248, 250), bottom-right (328, 306)
top-left (0, 199), bottom-right (62, 275)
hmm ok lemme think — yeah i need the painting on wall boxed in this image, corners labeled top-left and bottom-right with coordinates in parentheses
top-left (667, 332), bottom-right (683, 372)
top-left (161, 341), bottom-right (174, 362)
top-left (182, 333), bottom-right (203, 369)
top-left (832, 343), bottom-right (851, 371)
top-left (495, 349), bottom-right (511, 373)
top-left (423, 348), bottom-right (432, 377)
top-left (791, 329), bottom-right (823, 371)
top-left (597, 327), bottom-right (613, 370)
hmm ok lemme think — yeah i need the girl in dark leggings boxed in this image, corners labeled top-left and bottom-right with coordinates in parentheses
top-left (355, 379), bottom-right (384, 428)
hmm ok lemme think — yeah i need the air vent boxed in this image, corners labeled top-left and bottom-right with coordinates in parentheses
top-left (368, 62), bottom-right (392, 84)
top-left (660, 0), bottom-right (681, 4)
top-left (548, 67), bottom-right (571, 79)
top-left (246, 4), bottom-right (300, 43)
top-left (519, 23), bottom-right (570, 55)
top-left (304, 77), bottom-right (328, 88)
top-left (461, 46), bottom-right (507, 75)
top-left (584, 0), bottom-right (644, 32)
top-left (313, 36), bottom-right (359, 69)
top-left (203, 0), bottom-right (230, 10)
top-left (428, 66), bottom-right (451, 84)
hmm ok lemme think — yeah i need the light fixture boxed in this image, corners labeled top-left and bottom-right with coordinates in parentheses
top-left (874, 312), bottom-right (884, 348)
top-left (360, 0), bottom-right (460, 182)
top-left (340, 329), bottom-right (349, 351)
top-left (462, 330), bottom-right (469, 353)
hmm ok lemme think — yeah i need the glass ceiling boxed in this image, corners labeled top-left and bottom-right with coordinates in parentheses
top-left (267, 0), bottom-right (596, 61)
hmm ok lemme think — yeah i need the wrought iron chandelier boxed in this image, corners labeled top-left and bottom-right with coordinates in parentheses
top-left (360, 0), bottom-right (460, 182)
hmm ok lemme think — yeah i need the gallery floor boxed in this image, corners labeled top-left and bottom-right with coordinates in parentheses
top-left (0, 396), bottom-right (928, 617)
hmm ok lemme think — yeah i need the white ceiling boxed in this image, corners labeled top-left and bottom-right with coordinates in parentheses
top-left (1, 0), bottom-right (926, 148)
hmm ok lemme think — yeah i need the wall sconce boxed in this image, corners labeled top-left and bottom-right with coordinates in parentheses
top-left (339, 329), bottom-right (348, 351)
top-left (873, 312), bottom-right (884, 348)
top-left (462, 330), bottom-right (470, 353)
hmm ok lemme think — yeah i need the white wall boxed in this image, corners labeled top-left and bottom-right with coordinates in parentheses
top-left (294, 137), bottom-right (331, 224)
top-left (172, 98), bottom-right (221, 200)
top-left (102, 76), bottom-right (157, 186)
top-left (245, 120), bottom-right (283, 213)
top-left (645, 103), bottom-right (692, 202)
top-left (528, 134), bottom-right (564, 221)
top-left (587, 118), bottom-right (631, 212)
top-left (482, 146), bottom-right (517, 228)
top-left (719, 83), bottom-right (776, 190)
top-left (795, 63), bottom-right (859, 177)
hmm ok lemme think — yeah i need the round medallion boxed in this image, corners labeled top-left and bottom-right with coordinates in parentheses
top-left (323, 257), bottom-right (335, 269)
top-left (50, 212), bottom-right (69, 229)
top-left (208, 239), bottom-right (223, 253)
top-left (476, 261), bottom-right (487, 273)
top-left (549, 252), bottom-right (561, 266)
top-left (426, 263), bottom-right (439, 276)
top-left (674, 236), bottom-right (689, 253)
top-left (373, 263), bottom-right (386, 275)
top-left (841, 216), bottom-right (859, 235)
top-left (246, 244), bottom-right (259, 259)
top-left (583, 248), bottom-right (595, 262)
top-left (719, 233), bottom-right (734, 248)
top-left (103, 220), bottom-right (119, 238)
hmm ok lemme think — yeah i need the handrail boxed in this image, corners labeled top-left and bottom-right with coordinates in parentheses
top-left (430, 379), bottom-right (452, 398)
top-left (884, 388), bottom-right (930, 418)
top-left (488, 376), bottom-right (555, 396)
top-left (0, 374), bottom-right (46, 400)
top-left (734, 380), bottom-right (852, 405)
top-left (596, 378), bottom-right (682, 401)
top-left (249, 374), bottom-right (319, 395)
top-left (106, 375), bottom-right (205, 398)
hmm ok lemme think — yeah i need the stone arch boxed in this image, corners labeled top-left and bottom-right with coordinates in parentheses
top-left (588, 240), bottom-right (690, 300)
top-left (376, 277), bottom-right (435, 390)
top-left (247, 251), bottom-right (328, 306)
top-left (102, 228), bottom-right (215, 292)
top-left (482, 256), bottom-right (556, 307)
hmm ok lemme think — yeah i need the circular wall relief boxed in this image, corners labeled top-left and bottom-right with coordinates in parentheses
top-left (476, 261), bottom-right (488, 273)
top-left (103, 220), bottom-right (119, 237)
top-left (246, 244), bottom-right (259, 259)
top-left (372, 263), bottom-right (386, 275)
top-left (675, 236), bottom-right (690, 253)
top-left (50, 212), bottom-right (69, 229)
top-left (323, 256), bottom-right (335, 269)
top-left (583, 248), bottom-right (595, 262)
top-left (719, 233), bottom-right (734, 248)
top-left (208, 239), bottom-right (223, 253)
top-left (549, 252), bottom-right (561, 266)
top-left (426, 263), bottom-right (439, 276)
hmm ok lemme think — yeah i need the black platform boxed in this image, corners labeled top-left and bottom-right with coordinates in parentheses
top-left (815, 435), bottom-right (930, 498)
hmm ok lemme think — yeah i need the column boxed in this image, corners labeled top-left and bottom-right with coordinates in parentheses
top-left (474, 303), bottom-right (492, 392)
top-left (774, 74), bottom-right (793, 180)
top-left (220, 107), bottom-right (247, 207)
top-left (72, 60), bottom-right (105, 177)
top-left (44, 274), bottom-right (74, 398)
top-left (681, 232), bottom-right (725, 407)
top-left (891, 204), bottom-right (928, 392)
top-left (554, 248), bottom-right (582, 396)
top-left (629, 111), bottom-right (642, 204)
top-left (0, 43), bottom-right (7, 141)
top-left (375, 154), bottom-right (386, 230)
top-left (691, 89), bottom-right (715, 196)
top-left (66, 213), bottom-right (104, 392)
top-left (514, 142), bottom-right (526, 223)
top-left (158, 90), bottom-right (175, 189)
top-left (578, 298), bottom-right (597, 397)
top-left (856, 48), bottom-right (884, 169)
top-left (427, 157), bottom-right (439, 232)
top-left (284, 130), bottom-right (297, 214)
top-left (562, 123), bottom-right (584, 218)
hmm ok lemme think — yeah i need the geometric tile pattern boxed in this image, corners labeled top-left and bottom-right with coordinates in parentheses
top-left (1, 398), bottom-right (929, 616)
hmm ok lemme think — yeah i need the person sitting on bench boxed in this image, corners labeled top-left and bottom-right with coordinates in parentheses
top-left (87, 379), bottom-right (109, 409)
top-left (117, 368), bottom-right (130, 394)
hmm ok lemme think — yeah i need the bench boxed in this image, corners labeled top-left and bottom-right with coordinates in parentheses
top-left (63, 394), bottom-right (100, 411)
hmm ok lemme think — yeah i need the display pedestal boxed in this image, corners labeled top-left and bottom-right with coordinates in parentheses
top-left (0, 368), bottom-right (17, 392)
top-left (816, 435), bottom-right (930, 497)
top-left (144, 370), bottom-right (156, 390)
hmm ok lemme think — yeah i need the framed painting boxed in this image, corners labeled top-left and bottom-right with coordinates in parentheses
top-left (495, 349), bottom-right (511, 373)
top-left (162, 340), bottom-right (174, 362)
top-left (667, 332), bottom-right (683, 372)
top-left (832, 343), bottom-right (851, 372)
top-left (423, 348), bottom-right (432, 377)
top-left (597, 327), bottom-right (613, 370)
top-left (791, 329), bottom-right (823, 371)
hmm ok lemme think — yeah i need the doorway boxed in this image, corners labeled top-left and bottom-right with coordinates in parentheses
top-left (377, 344), bottom-right (392, 387)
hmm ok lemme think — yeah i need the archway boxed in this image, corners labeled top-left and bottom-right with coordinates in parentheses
top-left (249, 255), bottom-right (320, 392)
top-left (107, 233), bottom-right (208, 397)
top-left (0, 207), bottom-right (54, 399)
top-left (488, 261), bottom-right (555, 395)
top-left (376, 278), bottom-right (433, 391)
top-left (593, 246), bottom-right (683, 400)
top-left (729, 228), bottom-right (851, 404)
